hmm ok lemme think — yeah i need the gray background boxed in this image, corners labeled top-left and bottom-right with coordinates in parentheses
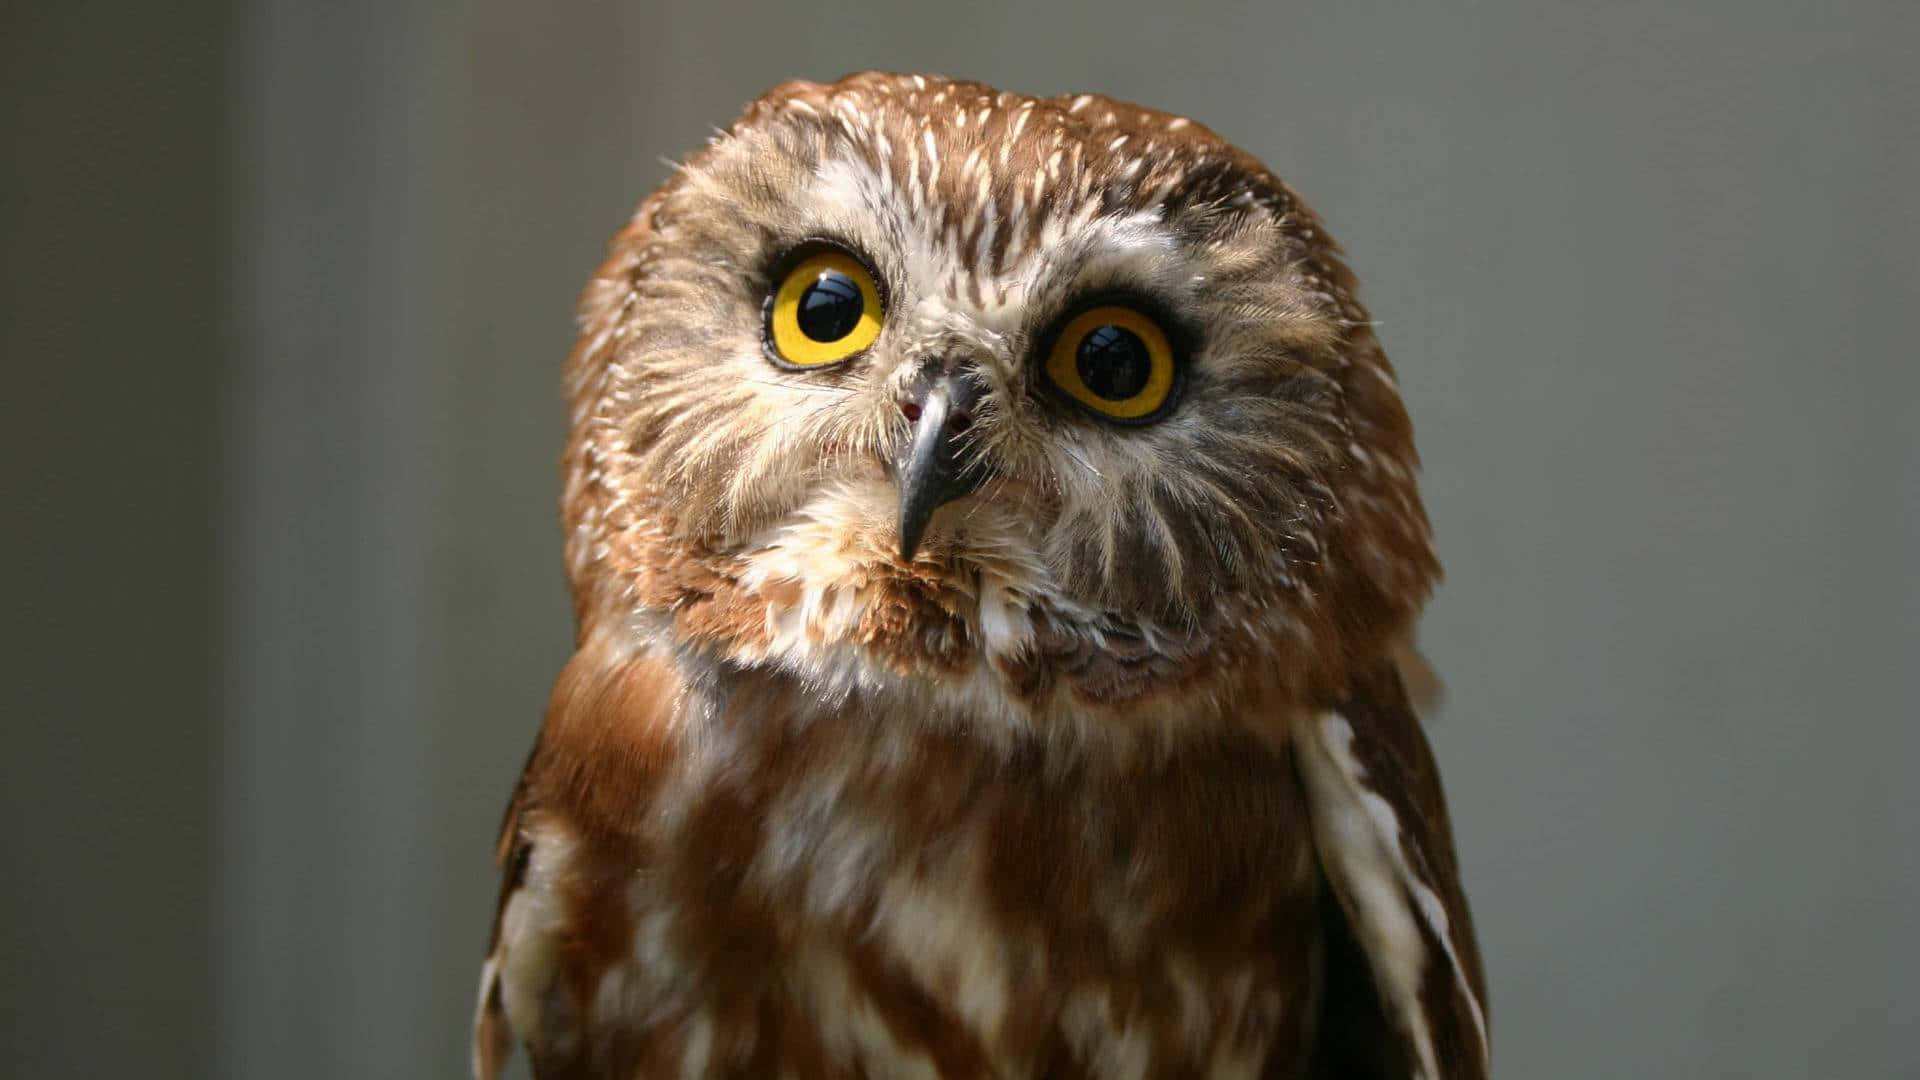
top-left (5, 1), bottom-right (1916, 1076)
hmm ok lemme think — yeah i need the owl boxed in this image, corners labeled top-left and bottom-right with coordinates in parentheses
top-left (474, 72), bottom-right (1487, 1079)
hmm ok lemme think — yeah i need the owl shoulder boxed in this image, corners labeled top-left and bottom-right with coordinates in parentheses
top-left (473, 636), bottom-right (692, 1078)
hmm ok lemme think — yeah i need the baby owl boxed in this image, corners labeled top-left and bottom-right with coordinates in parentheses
top-left (474, 72), bottom-right (1487, 1079)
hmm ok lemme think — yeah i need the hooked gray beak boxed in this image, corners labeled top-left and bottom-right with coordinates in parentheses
top-left (895, 367), bottom-right (986, 561)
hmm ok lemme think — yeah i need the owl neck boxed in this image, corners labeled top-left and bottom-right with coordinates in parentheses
top-left (580, 568), bottom-right (1341, 760)
top-left (573, 480), bottom-right (1375, 746)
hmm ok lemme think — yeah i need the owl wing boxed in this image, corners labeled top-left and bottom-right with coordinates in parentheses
top-left (472, 642), bottom-right (690, 1080)
top-left (472, 741), bottom-right (538, 1080)
top-left (1295, 659), bottom-right (1490, 1079)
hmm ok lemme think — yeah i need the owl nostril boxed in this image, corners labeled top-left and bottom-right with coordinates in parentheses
top-left (947, 411), bottom-right (973, 433)
top-left (899, 399), bottom-right (922, 422)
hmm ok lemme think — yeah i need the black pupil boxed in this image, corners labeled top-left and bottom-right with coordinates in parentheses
top-left (796, 271), bottom-right (864, 342)
top-left (1075, 325), bottom-right (1153, 401)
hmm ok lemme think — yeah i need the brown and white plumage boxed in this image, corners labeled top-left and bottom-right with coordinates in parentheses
top-left (475, 71), bottom-right (1486, 1078)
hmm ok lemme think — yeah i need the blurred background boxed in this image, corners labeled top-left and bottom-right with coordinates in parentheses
top-left (5, 1), bottom-right (1916, 1076)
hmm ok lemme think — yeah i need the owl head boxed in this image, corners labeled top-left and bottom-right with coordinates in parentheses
top-left (561, 73), bottom-right (1436, 717)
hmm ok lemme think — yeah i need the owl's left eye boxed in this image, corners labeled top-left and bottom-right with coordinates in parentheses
top-left (1043, 303), bottom-right (1180, 422)
top-left (765, 250), bottom-right (884, 369)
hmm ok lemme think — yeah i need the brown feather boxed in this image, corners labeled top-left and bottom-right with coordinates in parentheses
top-left (474, 71), bottom-right (1482, 1079)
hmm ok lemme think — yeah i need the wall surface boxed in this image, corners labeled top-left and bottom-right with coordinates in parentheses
top-left (1, 4), bottom-right (219, 1075)
top-left (5, 1), bottom-right (1916, 1077)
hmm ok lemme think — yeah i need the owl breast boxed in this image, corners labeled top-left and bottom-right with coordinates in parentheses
top-left (494, 648), bottom-right (1326, 1079)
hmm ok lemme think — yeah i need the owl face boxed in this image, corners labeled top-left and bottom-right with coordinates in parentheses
top-left (567, 74), bottom-right (1434, 712)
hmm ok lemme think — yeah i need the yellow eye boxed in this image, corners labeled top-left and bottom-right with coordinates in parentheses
top-left (766, 251), bottom-right (884, 368)
top-left (1044, 304), bottom-right (1179, 421)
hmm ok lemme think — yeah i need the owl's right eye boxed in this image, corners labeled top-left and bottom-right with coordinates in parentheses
top-left (764, 250), bottom-right (884, 369)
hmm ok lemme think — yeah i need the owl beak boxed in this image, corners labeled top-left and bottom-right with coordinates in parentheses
top-left (895, 369), bottom-right (986, 561)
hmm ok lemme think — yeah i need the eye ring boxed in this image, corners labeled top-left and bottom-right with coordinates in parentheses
top-left (763, 246), bottom-right (885, 369)
top-left (1043, 301), bottom-right (1182, 423)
